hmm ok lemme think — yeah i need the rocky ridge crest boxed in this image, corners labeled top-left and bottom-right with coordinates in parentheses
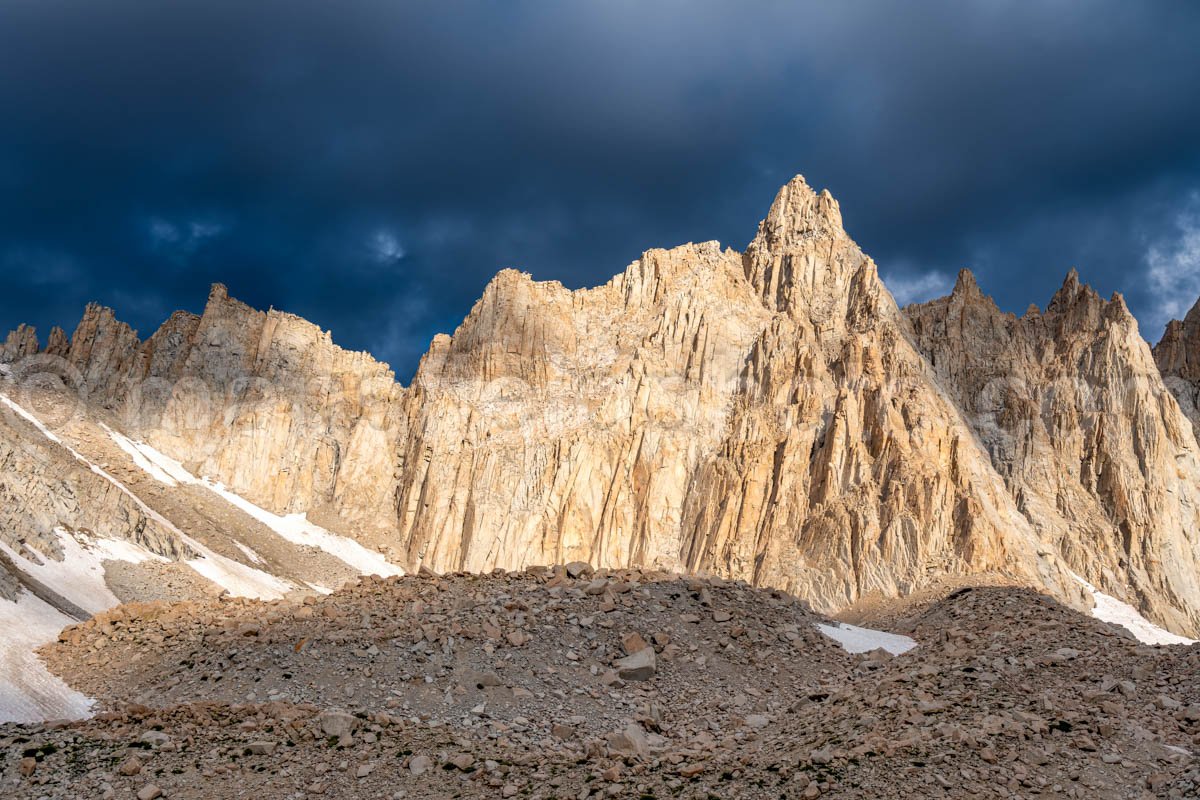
top-left (3, 176), bottom-right (1200, 638)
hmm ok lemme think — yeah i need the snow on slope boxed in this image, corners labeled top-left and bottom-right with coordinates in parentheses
top-left (0, 530), bottom-right (172, 723)
top-left (1, 392), bottom-right (66, 443)
top-left (816, 622), bottom-right (918, 655)
top-left (0, 529), bottom-right (165, 616)
top-left (106, 428), bottom-right (403, 578)
top-left (1072, 573), bottom-right (1196, 646)
top-left (0, 394), bottom-right (296, 723)
top-left (233, 540), bottom-right (265, 565)
top-left (0, 591), bottom-right (95, 723)
top-left (103, 423), bottom-right (180, 486)
top-left (201, 482), bottom-right (403, 577)
top-left (1, 392), bottom-right (293, 600)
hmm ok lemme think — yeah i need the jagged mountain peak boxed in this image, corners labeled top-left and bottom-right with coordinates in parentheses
top-left (1104, 290), bottom-right (1134, 324)
top-left (952, 267), bottom-right (982, 297)
top-left (0, 323), bottom-right (40, 362)
top-left (908, 263), bottom-right (1200, 637)
top-left (1154, 294), bottom-right (1200, 429)
top-left (1046, 267), bottom-right (1089, 311)
top-left (1183, 295), bottom-right (1200, 327)
top-left (5, 174), bottom-right (1200, 662)
top-left (741, 176), bottom-right (886, 332)
top-left (750, 174), bottom-right (845, 247)
top-left (75, 301), bottom-right (135, 334)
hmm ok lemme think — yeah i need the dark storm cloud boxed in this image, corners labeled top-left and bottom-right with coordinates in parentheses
top-left (2, 1), bottom-right (1199, 377)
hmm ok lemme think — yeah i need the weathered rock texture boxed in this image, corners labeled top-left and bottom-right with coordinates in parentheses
top-left (0, 325), bottom-right (39, 362)
top-left (907, 271), bottom-right (1200, 636)
top-left (1155, 298), bottom-right (1200, 433)
top-left (6, 176), bottom-right (1200, 635)
top-left (0, 287), bottom-right (406, 550)
top-left (0, 390), bottom-right (194, 604)
top-left (393, 179), bottom-right (1070, 615)
top-left (679, 182), bottom-right (1063, 610)
top-left (115, 285), bottom-right (405, 546)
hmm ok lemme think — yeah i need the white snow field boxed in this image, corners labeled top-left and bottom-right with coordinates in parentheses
top-left (0, 530), bottom-right (173, 723)
top-left (0, 529), bottom-right (165, 616)
top-left (1072, 573), bottom-right (1196, 646)
top-left (105, 427), bottom-right (403, 578)
top-left (0, 591), bottom-right (95, 723)
top-left (815, 622), bottom-right (918, 655)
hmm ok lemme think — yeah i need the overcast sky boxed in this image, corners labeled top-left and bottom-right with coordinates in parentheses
top-left (2, 1), bottom-right (1199, 379)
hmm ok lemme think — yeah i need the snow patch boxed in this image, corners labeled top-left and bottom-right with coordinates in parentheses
top-left (233, 540), bottom-right (265, 565)
top-left (0, 529), bottom-right (165, 616)
top-left (90, 537), bottom-right (168, 565)
top-left (0, 529), bottom-right (171, 722)
top-left (0, 591), bottom-right (95, 724)
top-left (102, 423), bottom-right (180, 486)
top-left (203, 484), bottom-right (402, 578)
top-left (107, 430), bottom-right (402, 578)
top-left (816, 622), bottom-right (918, 655)
top-left (1072, 573), bottom-right (1196, 646)
top-left (185, 554), bottom-right (291, 600)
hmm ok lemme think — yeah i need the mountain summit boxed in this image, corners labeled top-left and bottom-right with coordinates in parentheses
top-left (4, 177), bottom-right (1200, 724)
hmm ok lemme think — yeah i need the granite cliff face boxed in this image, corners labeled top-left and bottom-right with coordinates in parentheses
top-left (5, 287), bottom-right (406, 549)
top-left (907, 271), bottom-right (1200, 636)
top-left (5, 176), bottom-right (1200, 639)
top-left (1155, 298), bottom-right (1200, 433)
top-left (678, 181), bottom-right (1064, 609)
top-left (392, 178), bottom-right (1070, 613)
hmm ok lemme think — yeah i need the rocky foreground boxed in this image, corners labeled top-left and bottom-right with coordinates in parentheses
top-left (2, 568), bottom-right (1199, 799)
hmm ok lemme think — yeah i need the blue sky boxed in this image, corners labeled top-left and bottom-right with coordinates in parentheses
top-left (2, 1), bottom-right (1199, 379)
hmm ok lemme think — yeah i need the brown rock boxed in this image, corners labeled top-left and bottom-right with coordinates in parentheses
top-left (621, 632), bottom-right (649, 655)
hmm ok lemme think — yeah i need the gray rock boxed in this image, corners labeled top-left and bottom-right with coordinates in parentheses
top-left (615, 646), bottom-right (656, 681)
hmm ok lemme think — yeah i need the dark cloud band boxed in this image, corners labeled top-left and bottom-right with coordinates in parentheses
top-left (1, 1), bottom-right (1199, 378)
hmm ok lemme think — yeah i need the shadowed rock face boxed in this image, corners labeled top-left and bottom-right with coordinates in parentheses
top-left (1155, 299), bottom-right (1200, 433)
top-left (6, 175), bottom-right (1200, 635)
top-left (908, 271), bottom-right (1200, 637)
top-left (0, 325), bottom-right (39, 363)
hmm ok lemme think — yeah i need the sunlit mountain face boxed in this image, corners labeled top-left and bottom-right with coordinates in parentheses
top-left (3, 5), bottom-right (1200, 799)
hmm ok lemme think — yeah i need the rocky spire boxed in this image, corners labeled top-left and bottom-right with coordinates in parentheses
top-left (65, 304), bottom-right (141, 401)
top-left (44, 326), bottom-right (69, 358)
top-left (1155, 295), bottom-right (1200, 382)
top-left (746, 175), bottom-right (845, 252)
top-left (952, 268), bottom-right (982, 298)
top-left (741, 175), bottom-right (886, 334)
top-left (0, 324), bottom-right (39, 363)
